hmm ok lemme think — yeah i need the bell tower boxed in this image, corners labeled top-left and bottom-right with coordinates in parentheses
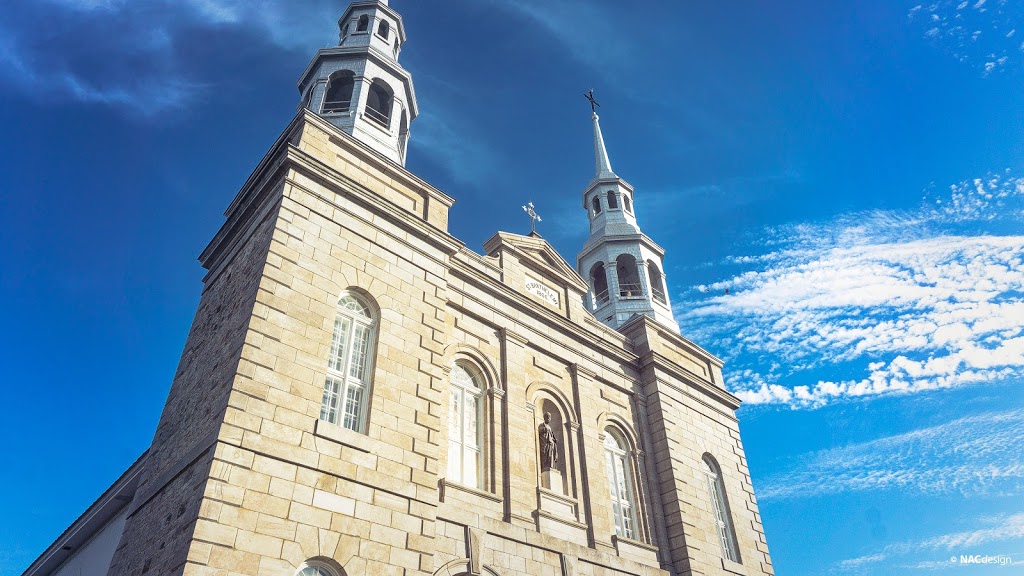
top-left (576, 101), bottom-right (680, 333)
top-left (297, 0), bottom-right (417, 165)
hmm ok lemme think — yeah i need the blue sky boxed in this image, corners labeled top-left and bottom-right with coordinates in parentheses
top-left (2, 0), bottom-right (1023, 574)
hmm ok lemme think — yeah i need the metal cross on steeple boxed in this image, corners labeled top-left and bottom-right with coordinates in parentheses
top-left (522, 202), bottom-right (542, 234)
top-left (584, 89), bottom-right (601, 113)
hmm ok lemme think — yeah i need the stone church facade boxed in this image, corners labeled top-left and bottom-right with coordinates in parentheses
top-left (24, 2), bottom-right (774, 576)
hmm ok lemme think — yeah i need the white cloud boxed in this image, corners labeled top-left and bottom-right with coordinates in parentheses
top-left (908, 0), bottom-right (1022, 74)
top-left (676, 171), bottom-right (1024, 408)
top-left (760, 409), bottom-right (1024, 499)
top-left (835, 512), bottom-right (1024, 572)
top-left (925, 170), bottom-right (1024, 223)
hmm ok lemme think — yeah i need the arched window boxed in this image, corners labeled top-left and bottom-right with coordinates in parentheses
top-left (377, 19), bottom-right (390, 39)
top-left (365, 80), bottom-right (393, 128)
top-left (590, 262), bottom-right (609, 307)
top-left (356, 15), bottom-right (369, 32)
top-left (448, 362), bottom-right (483, 488)
top-left (604, 430), bottom-right (637, 539)
top-left (295, 558), bottom-right (344, 576)
top-left (703, 455), bottom-right (740, 563)
top-left (320, 293), bottom-right (377, 433)
top-left (592, 196), bottom-right (602, 215)
top-left (647, 260), bottom-right (666, 304)
top-left (322, 71), bottom-right (354, 114)
top-left (623, 194), bottom-right (632, 213)
top-left (607, 191), bottom-right (619, 209)
top-left (616, 254), bottom-right (642, 298)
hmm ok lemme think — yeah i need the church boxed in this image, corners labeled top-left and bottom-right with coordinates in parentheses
top-left (24, 2), bottom-right (774, 575)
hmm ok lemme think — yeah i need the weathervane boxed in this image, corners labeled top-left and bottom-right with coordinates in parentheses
top-left (584, 89), bottom-right (601, 113)
top-left (522, 201), bottom-right (542, 234)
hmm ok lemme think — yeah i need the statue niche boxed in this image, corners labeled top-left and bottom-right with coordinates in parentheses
top-left (537, 400), bottom-right (566, 495)
top-left (538, 411), bottom-right (558, 471)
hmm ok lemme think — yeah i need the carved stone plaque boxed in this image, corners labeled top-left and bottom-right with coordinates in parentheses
top-left (525, 276), bottom-right (559, 307)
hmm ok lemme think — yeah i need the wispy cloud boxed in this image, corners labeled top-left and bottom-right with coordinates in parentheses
top-left (676, 170), bottom-right (1024, 408)
top-left (1, 0), bottom-right (336, 117)
top-left (482, 0), bottom-right (632, 76)
top-left (410, 111), bottom-right (499, 185)
top-left (908, 0), bottom-right (1023, 75)
top-left (836, 512), bottom-right (1024, 572)
top-left (760, 409), bottom-right (1024, 499)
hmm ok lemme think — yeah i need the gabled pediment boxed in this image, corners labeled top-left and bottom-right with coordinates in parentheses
top-left (482, 232), bottom-right (589, 294)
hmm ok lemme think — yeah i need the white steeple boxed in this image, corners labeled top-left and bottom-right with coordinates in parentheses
top-left (592, 112), bottom-right (617, 180)
top-left (576, 105), bottom-right (680, 333)
top-left (296, 0), bottom-right (417, 165)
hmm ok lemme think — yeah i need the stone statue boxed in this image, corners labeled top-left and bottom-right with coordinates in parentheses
top-left (538, 412), bottom-right (558, 471)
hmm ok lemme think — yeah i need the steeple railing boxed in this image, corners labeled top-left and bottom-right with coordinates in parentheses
top-left (322, 99), bottom-right (352, 114)
top-left (364, 106), bottom-right (390, 128)
top-left (651, 286), bottom-right (667, 304)
top-left (594, 289), bottom-right (610, 307)
top-left (618, 283), bottom-right (644, 298)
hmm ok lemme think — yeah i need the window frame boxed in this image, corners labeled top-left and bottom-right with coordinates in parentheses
top-left (607, 190), bottom-right (619, 210)
top-left (592, 195), bottom-right (602, 215)
top-left (364, 79), bottom-right (393, 128)
top-left (355, 14), bottom-right (369, 33)
top-left (604, 429), bottom-right (638, 540)
top-left (703, 455), bottom-right (741, 563)
top-left (319, 293), bottom-right (377, 434)
top-left (321, 71), bottom-right (355, 115)
top-left (447, 362), bottom-right (484, 489)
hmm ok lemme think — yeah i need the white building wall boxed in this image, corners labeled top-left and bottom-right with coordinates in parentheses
top-left (52, 505), bottom-right (129, 576)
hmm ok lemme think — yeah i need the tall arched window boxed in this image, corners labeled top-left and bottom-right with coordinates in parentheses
top-left (607, 191), bottom-right (619, 209)
top-left (448, 363), bottom-right (483, 488)
top-left (703, 455), bottom-right (740, 563)
top-left (377, 19), bottom-right (390, 39)
top-left (604, 430), bottom-right (637, 539)
top-left (647, 260), bottom-right (666, 304)
top-left (356, 15), bottom-right (369, 32)
top-left (623, 194), bottom-right (632, 213)
top-left (322, 71), bottom-right (354, 114)
top-left (616, 254), bottom-right (642, 298)
top-left (590, 262), bottom-right (609, 307)
top-left (320, 293), bottom-right (376, 433)
top-left (365, 80), bottom-right (393, 127)
top-left (592, 196), bottom-right (602, 215)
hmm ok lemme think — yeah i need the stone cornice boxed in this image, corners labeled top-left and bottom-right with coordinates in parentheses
top-left (621, 314), bottom-right (724, 368)
top-left (577, 230), bottom-right (667, 265)
top-left (449, 263), bottom-right (638, 366)
top-left (201, 112), bottom-right (461, 278)
top-left (636, 349), bottom-right (741, 413)
top-left (569, 363), bottom-right (597, 381)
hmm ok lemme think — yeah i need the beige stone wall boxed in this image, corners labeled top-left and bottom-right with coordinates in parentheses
top-left (109, 112), bottom-right (772, 576)
top-left (109, 192), bottom-right (283, 576)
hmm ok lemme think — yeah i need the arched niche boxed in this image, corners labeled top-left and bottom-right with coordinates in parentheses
top-left (526, 382), bottom-right (577, 497)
